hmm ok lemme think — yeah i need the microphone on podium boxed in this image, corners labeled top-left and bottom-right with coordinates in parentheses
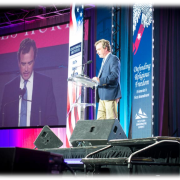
top-left (82, 60), bottom-right (92, 75)
top-left (19, 88), bottom-right (26, 97)
top-left (20, 88), bottom-right (32, 102)
top-left (1, 88), bottom-right (26, 127)
top-left (72, 60), bottom-right (92, 77)
top-left (85, 60), bottom-right (92, 65)
top-left (1, 88), bottom-right (33, 127)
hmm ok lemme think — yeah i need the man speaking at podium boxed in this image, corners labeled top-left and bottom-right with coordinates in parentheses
top-left (0, 38), bottom-right (58, 127)
top-left (92, 39), bottom-right (121, 120)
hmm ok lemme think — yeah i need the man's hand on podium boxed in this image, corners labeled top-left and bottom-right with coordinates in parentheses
top-left (92, 77), bottom-right (100, 83)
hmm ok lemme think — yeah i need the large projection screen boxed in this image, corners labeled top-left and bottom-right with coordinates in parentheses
top-left (0, 20), bottom-right (89, 129)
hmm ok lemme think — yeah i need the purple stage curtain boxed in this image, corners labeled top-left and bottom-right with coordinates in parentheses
top-left (154, 7), bottom-right (180, 137)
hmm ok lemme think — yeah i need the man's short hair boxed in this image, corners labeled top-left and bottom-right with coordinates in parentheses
top-left (94, 39), bottom-right (111, 52)
top-left (17, 38), bottom-right (37, 61)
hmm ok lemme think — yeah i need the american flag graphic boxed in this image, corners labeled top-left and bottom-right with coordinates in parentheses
top-left (133, 4), bottom-right (152, 55)
top-left (66, 4), bottom-right (84, 148)
top-left (70, 5), bottom-right (84, 32)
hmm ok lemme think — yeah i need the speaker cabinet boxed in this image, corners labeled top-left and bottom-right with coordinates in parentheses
top-left (70, 119), bottom-right (127, 147)
top-left (34, 125), bottom-right (63, 149)
top-left (0, 147), bottom-right (65, 173)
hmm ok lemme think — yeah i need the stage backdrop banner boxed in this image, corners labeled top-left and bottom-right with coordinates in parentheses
top-left (132, 4), bottom-right (153, 139)
top-left (66, 4), bottom-right (84, 147)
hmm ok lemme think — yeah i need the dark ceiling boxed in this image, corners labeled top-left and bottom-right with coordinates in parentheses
top-left (0, 5), bottom-right (94, 28)
top-left (0, 0), bottom-right (44, 13)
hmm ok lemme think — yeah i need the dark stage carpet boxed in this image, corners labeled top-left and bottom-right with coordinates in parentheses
top-left (42, 136), bottom-right (180, 175)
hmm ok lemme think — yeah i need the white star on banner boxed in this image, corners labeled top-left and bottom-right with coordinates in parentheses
top-left (137, 33), bottom-right (141, 40)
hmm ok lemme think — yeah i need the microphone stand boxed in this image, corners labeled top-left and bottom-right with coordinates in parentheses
top-left (1, 89), bottom-right (34, 127)
top-left (82, 64), bottom-right (85, 75)
top-left (1, 88), bottom-right (26, 127)
top-left (2, 96), bottom-right (22, 127)
top-left (39, 107), bottom-right (41, 126)
top-left (72, 60), bottom-right (92, 78)
top-left (1, 88), bottom-right (42, 127)
top-left (81, 64), bottom-right (89, 78)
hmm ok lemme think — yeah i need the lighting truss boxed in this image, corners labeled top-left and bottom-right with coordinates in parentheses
top-left (111, 6), bottom-right (121, 58)
top-left (0, 1), bottom-right (95, 27)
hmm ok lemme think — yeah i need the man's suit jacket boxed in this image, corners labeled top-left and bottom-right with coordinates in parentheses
top-left (97, 53), bottom-right (121, 102)
top-left (0, 72), bottom-right (58, 127)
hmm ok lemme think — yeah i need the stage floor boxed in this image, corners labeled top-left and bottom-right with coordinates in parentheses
top-left (42, 136), bottom-right (180, 175)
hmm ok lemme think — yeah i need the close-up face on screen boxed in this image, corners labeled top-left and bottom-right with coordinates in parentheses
top-left (0, 20), bottom-right (89, 129)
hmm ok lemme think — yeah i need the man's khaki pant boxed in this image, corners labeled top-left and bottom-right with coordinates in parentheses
top-left (97, 99), bottom-right (118, 120)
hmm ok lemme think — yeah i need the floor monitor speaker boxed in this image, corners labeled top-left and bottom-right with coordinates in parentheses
top-left (34, 125), bottom-right (63, 149)
top-left (70, 119), bottom-right (127, 147)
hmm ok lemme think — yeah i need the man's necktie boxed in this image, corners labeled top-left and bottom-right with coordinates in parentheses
top-left (98, 59), bottom-right (105, 78)
top-left (20, 80), bottom-right (28, 126)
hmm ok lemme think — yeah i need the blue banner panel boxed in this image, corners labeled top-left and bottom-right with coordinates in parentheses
top-left (95, 7), bottom-right (112, 118)
top-left (132, 4), bottom-right (153, 139)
